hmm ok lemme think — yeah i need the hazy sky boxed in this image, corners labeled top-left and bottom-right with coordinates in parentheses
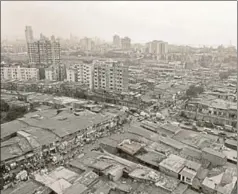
top-left (1, 1), bottom-right (237, 46)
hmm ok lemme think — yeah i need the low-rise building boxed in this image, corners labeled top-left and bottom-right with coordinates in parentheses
top-left (159, 154), bottom-right (202, 186)
top-left (202, 168), bottom-right (237, 194)
top-left (202, 147), bottom-right (227, 167)
top-left (1, 66), bottom-right (39, 81)
top-left (182, 97), bottom-right (237, 128)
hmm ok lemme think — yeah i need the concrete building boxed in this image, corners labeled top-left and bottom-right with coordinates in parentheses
top-left (45, 65), bottom-right (57, 81)
top-left (93, 60), bottom-right (129, 92)
top-left (202, 148), bottom-right (227, 167)
top-left (146, 40), bottom-right (168, 57)
top-left (159, 154), bottom-right (201, 186)
top-left (27, 34), bottom-right (61, 65)
top-left (121, 37), bottom-right (131, 50)
top-left (76, 62), bottom-right (94, 89)
top-left (80, 38), bottom-right (95, 51)
top-left (113, 35), bottom-right (121, 48)
top-left (45, 63), bottom-right (66, 81)
top-left (66, 67), bottom-right (78, 82)
top-left (182, 98), bottom-right (237, 128)
top-left (25, 26), bottom-right (34, 43)
top-left (202, 168), bottom-right (237, 194)
top-left (1, 66), bottom-right (39, 81)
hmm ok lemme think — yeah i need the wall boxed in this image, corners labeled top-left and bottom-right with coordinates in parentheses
top-left (202, 151), bottom-right (227, 167)
top-left (159, 166), bottom-right (178, 179)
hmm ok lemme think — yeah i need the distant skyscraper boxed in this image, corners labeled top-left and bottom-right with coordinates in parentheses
top-left (113, 35), bottom-right (121, 48)
top-left (147, 40), bottom-right (168, 55)
top-left (25, 26), bottom-right (34, 43)
top-left (80, 37), bottom-right (94, 51)
top-left (121, 37), bottom-right (131, 50)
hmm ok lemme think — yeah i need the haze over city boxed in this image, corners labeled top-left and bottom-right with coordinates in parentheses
top-left (0, 1), bottom-right (237, 194)
top-left (1, 1), bottom-right (237, 47)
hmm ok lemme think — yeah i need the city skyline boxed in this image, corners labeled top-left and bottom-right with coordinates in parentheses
top-left (1, 1), bottom-right (237, 47)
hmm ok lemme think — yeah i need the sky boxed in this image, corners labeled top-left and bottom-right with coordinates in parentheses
top-left (1, 1), bottom-right (237, 47)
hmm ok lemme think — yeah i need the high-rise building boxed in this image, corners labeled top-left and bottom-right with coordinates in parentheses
top-left (80, 38), bottom-right (94, 51)
top-left (121, 37), bottom-right (131, 50)
top-left (146, 40), bottom-right (168, 55)
top-left (76, 62), bottom-right (94, 89)
top-left (27, 32), bottom-right (61, 65)
top-left (25, 26), bottom-right (34, 43)
top-left (66, 67), bottom-right (77, 82)
top-left (113, 35), bottom-right (121, 48)
top-left (93, 60), bottom-right (129, 92)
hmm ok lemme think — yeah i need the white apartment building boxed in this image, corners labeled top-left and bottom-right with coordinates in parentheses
top-left (1, 66), bottom-right (39, 81)
top-left (76, 63), bottom-right (94, 89)
top-left (93, 60), bottom-right (129, 92)
top-left (147, 40), bottom-right (168, 55)
top-left (66, 67), bottom-right (77, 82)
top-left (45, 68), bottom-right (54, 81)
top-left (45, 65), bottom-right (57, 81)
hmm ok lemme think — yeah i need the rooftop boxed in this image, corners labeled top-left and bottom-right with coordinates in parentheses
top-left (202, 147), bottom-right (227, 159)
top-left (202, 169), bottom-right (237, 194)
top-left (117, 139), bottom-right (144, 155)
top-left (159, 154), bottom-right (186, 173)
top-left (129, 168), bottom-right (180, 191)
top-left (1, 120), bottom-right (28, 140)
top-left (135, 150), bottom-right (166, 167)
top-left (19, 109), bottom-right (113, 138)
top-left (159, 154), bottom-right (201, 174)
top-left (64, 182), bottom-right (88, 194)
top-left (1, 180), bottom-right (48, 194)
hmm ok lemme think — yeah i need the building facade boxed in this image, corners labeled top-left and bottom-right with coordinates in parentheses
top-left (93, 60), bottom-right (129, 92)
top-left (182, 98), bottom-right (237, 128)
top-left (146, 40), bottom-right (168, 56)
top-left (45, 63), bottom-right (66, 81)
top-left (27, 34), bottom-right (61, 65)
top-left (66, 67), bottom-right (78, 82)
top-left (76, 62), bottom-right (94, 89)
top-left (121, 37), bottom-right (131, 50)
top-left (1, 66), bottom-right (39, 81)
top-left (113, 35), bottom-right (121, 48)
top-left (25, 26), bottom-right (34, 43)
top-left (80, 38), bottom-right (95, 51)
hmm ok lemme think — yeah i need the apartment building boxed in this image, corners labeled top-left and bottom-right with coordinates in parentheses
top-left (80, 37), bottom-right (95, 51)
top-left (66, 67), bottom-right (78, 82)
top-left (76, 62), bottom-right (94, 89)
top-left (45, 63), bottom-right (66, 81)
top-left (93, 60), bottom-right (129, 92)
top-left (113, 35), bottom-right (121, 48)
top-left (146, 40), bottom-right (168, 55)
top-left (121, 37), bottom-right (131, 50)
top-left (27, 33), bottom-right (60, 65)
top-left (1, 66), bottom-right (39, 81)
top-left (45, 66), bottom-right (56, 81)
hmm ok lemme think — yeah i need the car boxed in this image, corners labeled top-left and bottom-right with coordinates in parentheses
top-left (200, 131), bottom-right (207, 135)
top-left (218, 132), bottom-right (226, 137)
top-left (204, 128), bottom-right (212, 132)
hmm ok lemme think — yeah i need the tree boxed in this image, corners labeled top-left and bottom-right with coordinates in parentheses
top-left (39, 68), bottom-right (45, 80)
top-left (5, 106), bottom-right (28, 122)
top-left (219, 71), bottom-right (230, 80)
top-left (186, 85), bottom-right (204, 97)
top-left (1, 100), bottom-right (9, 112)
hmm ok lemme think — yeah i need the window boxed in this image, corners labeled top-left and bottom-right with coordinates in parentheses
top-left (186, 177), bottom-right (191, 183)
